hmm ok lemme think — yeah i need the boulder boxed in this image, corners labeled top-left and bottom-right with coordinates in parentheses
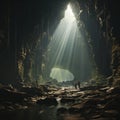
top-left (68, 107), bottom-right (80, 114)
top-left (61, 97), bottom-right (75, 104)
top-left (0, 88), bottom-right (30, 103)
top-left (37, 97), bottom-right (58, 106)
top-left (57, 107), bottom-right (68, 115)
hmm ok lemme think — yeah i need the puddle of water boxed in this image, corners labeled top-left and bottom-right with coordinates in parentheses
top-left (0, 96), bottom-right (82, 120)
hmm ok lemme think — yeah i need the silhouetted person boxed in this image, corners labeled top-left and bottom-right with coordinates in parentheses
top-left (74, 81), bottom-right (80, 90)
top-left (74, 82), bottom-right (77, 89)
top-left (77, 81), bottom-right (80, 90)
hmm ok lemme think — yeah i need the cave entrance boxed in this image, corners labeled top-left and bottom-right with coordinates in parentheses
top-left (50, 67), bottom-right (74, 82)
top-left (44, 3), bottom-right (95, 85)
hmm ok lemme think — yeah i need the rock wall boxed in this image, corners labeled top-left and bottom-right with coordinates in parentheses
top-left (0, 0), bottom-right (120, 85)
top-left (79, 0), bottom-right (112, 76)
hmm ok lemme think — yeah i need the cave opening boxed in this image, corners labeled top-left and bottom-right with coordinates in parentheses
top-left (50, 67), bottom-right (74, 82)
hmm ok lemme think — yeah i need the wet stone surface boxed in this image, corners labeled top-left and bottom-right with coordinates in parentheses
top-left (0, 84), bottom-right (120, 120)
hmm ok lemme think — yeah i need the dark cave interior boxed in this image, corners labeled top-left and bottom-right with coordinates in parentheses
top-left (0, 0), bottom-right (120, 84)
top-left (0, 0), bottom-right (120, 120)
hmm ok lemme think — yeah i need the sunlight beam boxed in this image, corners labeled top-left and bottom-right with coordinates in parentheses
top-left (44, 3), bottom-right (94, 82)
top-left (65, 4), bottom-right (75, 22)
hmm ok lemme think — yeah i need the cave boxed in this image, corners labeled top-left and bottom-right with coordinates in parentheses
top-left (0, 0), bottom-right (120, 120)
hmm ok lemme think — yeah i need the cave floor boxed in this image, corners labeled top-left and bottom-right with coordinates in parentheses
top-left (0, 84), bottom-right (120, 120)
